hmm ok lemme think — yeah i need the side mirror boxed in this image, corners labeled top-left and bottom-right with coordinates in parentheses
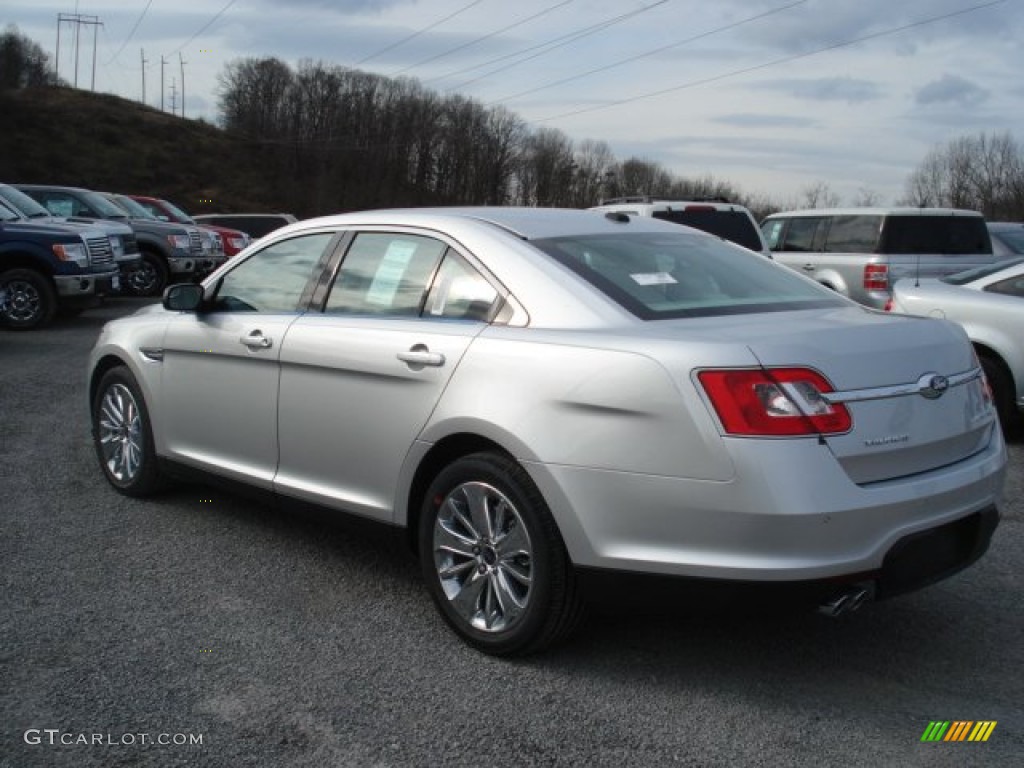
top-left (163, 282), bottom-right (204, 311)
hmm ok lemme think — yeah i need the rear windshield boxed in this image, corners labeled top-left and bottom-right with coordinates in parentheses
top-left (880, 216), bottom-right (991, 254)
top-left (652, 209), bottom-right (764, 252)
top-left (942, 257), bottom-right (1024, 285)
top-left (534, 232), bottom-right (843, 320)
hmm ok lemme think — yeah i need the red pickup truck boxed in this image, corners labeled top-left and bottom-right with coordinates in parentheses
top-left (128, 195), bottom-right (252, 258)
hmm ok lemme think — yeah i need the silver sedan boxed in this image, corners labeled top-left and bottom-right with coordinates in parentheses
top-left (887, 257), bottom-right (1024, 430)
top-left (88, 207), bottom-right (1007, 655)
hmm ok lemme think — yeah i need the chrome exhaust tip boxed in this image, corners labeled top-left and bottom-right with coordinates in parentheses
top-left (818, 582), bottom-right (874, 618)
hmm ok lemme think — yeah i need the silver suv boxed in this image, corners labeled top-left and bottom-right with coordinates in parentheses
top-left (589, 197), bottom-right (771, 257)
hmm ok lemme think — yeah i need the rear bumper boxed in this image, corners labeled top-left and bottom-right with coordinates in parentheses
top-left (527, 423), bottom-right (1006, 583)
top-left (576, 504), bottom-right (999, 609)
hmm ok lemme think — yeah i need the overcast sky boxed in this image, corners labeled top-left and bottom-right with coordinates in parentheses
top-left (6, 0), bottom-right (1023, 205)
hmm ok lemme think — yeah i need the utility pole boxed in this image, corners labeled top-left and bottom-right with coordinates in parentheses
top-left (140, 49), bottom-right (148, 104)
top-left (55, 13), bottom-right (102, 90)
top-left (169, 78), bottom-right (178, 116)
top-left (160, 56), bottom-right (167, 112)
top-left (179, 52), bottom-right (187, 119)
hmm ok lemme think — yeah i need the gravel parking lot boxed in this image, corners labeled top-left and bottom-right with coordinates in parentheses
top-left (2, 298), bottom-right (1022, 768)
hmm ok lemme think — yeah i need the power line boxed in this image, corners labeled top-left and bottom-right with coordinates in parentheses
top-left (105, 0), bottom-right (154, 65)
top-left (432, 0), bottom-right (669, 91)
top-left (538, 0), bottom-right (1009, 123)
top-left (490, 0), bottom-right (808, 105)
top-left (390, 0), bottom-right (573, 77)
top-left (355, 0), bottom-right (487, 66)
top-left (165, 0), bottom-right (237, 57)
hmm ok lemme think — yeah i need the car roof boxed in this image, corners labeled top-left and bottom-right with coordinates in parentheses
top-left (280, 206), bottom-right (698, 241)
top-left (765, 207), bottom-right (984, 218)
top-left (986, 221), bottom-right (1024, 231)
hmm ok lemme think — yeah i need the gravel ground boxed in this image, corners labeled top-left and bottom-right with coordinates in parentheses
top-left (2, 298), bottom-right (1022, 767)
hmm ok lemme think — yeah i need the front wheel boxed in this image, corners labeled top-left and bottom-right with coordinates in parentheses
top-left (125, 253), bottom-right (169, 297)
top-left (419, 452), bottom-right (584, 656)
top-left (91, 366), bottom-right (165, 496)
top-left (0, 268), bottom-right (57, 330)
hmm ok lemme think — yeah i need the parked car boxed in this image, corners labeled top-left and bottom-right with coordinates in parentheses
top-left (192, 212), bottom-right (298, 240)
top-left (128, 195), bottom-right (252, 258)
top-left (886, 258), bottom-right (1024, 429)
top-left (88, 207), bottom-right (1006, 655)
top-left (0, 183), bottom-right (141, 290)
top-left (16, 184), bottom-right (204, 297)
top-left (0, 199), bottom-right (120, 329)
top-left (761, 207), bottom-right (995, 308)
top-left (589, 197), bottom-right (771, 257)
top-left (987, 222), bottom-right (1024, 257)
top-left (103, 193), bottom-right (226, 279)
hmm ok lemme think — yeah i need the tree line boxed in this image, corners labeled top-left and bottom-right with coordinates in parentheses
top-left (3, 24), bottom-right (1023, 221)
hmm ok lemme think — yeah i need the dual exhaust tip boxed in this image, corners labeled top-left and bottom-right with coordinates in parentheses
top-left (818, 582), bottom-right (875, 617)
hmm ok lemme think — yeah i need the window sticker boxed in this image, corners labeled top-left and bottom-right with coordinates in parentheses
top-left (631, 272), bottom-right (678, 286)
top-left (366, 241), bottom-right (417, 306)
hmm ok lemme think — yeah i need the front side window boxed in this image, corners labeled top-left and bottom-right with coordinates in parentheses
top-left (535, 232), bottom-right (843, 320)
top-left (213, 233), bottom-right (333, 312)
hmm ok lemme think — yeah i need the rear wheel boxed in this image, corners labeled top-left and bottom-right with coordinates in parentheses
top-left (980, 353), bottom-right (1017, 430)
top-left (419, 452), bottom-right (584, 656)
top-left (0, 268), bottom-right (57, 330)
top-left (92, 366), bottom-right (165, 496)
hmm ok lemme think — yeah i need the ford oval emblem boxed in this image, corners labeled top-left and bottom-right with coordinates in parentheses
top-left (918, 373), bottom-right (949, 400)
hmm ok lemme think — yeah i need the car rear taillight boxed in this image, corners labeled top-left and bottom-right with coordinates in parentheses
top-left (863, 264), bottom-right (888, 291)
top-left (698, 367), bottom-right (852, 436)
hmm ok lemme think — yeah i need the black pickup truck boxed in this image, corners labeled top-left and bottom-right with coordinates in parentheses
top-left (0, 200), bottom-right (120, 330)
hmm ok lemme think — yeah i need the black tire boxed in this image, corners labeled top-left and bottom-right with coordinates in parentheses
top-left (0, 268), bottom-right (57, 330)
top-left (980, 353), bottom-right (1017, 431)
top-left (91, 366), bottom-right (165, 497)
top-left (418, 452), bottom-right (584, 656)
top-left (126, 252), bottom-right (169, 297)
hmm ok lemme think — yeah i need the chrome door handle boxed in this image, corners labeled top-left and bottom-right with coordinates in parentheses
top-left (397, 346), bottom-right (445, 367)
top-left (240, 331), bottom-right (272, 349)
top-left (802, 264), bottom-right (815, 271)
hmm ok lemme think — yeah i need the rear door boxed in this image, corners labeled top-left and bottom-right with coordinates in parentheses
top-left (274, 231), bottom-right (501, 521)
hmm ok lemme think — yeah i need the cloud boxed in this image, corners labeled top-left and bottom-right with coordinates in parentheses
top-left (914, 74), bottom-right (989, 106)
top-left (713, 113), bottom-right (817, 128)
top-left (757, 77), bottom-right (881, 103)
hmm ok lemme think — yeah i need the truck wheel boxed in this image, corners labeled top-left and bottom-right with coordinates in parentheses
top-left (0, 268), bottom-right (57, 330)
top-left (127, 252), bottom-right (168, 297)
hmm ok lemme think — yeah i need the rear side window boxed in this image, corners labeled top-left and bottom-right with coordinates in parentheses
top-left (823, 215), bottom-right (881, 253)
top-left (880, 216), bottom-right (991, 255)
top-left (776, 217), bottom-right (827, 252)
top-left (653, 209), bottom-right (763, 252)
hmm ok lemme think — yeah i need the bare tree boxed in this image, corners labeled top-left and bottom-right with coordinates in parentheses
top-left (852, 187), bottom-right (883, 206)
top-left (801, 181), bottom-right (840, 208)
top-left (0, 24), bottom-right (61, 89)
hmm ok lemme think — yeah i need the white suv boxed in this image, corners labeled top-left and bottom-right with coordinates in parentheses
top-left (589, 197), bottom-right (771, 258)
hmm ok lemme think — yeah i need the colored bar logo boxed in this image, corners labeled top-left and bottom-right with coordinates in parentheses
top-left (921, 721), bottom-right (997, 742)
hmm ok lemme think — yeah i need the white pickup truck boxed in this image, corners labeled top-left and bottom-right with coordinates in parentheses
top-left (760, 207), bottom-right (996, 308)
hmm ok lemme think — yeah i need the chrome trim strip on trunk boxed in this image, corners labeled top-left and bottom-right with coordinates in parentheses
top-left (823, 367), bottom-right (982, 405)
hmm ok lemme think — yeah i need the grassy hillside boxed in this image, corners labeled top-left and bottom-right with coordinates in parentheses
top-left (0, 86), bottom-right (286, 216)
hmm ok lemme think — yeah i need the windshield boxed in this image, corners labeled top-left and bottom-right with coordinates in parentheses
top-left (0, 201), bottom-right (20, 221)
top-left (112, 194), bottom-right (158, 220)
top-left (80, 190), bottom-right (131, 219)
top-left (534, 232), bottom-right (844, 319)
top-left (942, 257), bottom-right (1024, 285)
top-left (0, 185), bottom-right (52, 218)
top-left (160, 198), bottom-right (195, 223)
top-left (992, 228), bottom-right (1024, 254)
